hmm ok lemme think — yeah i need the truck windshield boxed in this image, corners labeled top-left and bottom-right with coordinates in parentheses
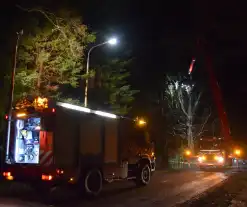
top-left (199, 138), bottom-right (223, 150)
top-left (13, 117), bottom-right (41, 164)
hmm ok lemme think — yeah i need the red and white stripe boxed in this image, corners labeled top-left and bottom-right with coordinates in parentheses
top-left (39, 150), bottom-right (53, 167)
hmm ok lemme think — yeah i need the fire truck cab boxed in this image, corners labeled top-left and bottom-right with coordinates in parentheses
top-left (197, 137), bottom-right (227, 169)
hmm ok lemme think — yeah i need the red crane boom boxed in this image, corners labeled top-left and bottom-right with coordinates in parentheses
top-left (204, 53), bottom-right (231, 142)
top-left (189, 40), bottom-right (231, 142)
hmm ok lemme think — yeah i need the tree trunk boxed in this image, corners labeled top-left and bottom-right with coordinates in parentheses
top-left (187, 94), bottom-right (194, 153)
top-left (37, 61), bottom-right (43, 94)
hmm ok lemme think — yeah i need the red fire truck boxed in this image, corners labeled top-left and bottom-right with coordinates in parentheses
top-left (197, 137), bottom-right (231, 169)
top-left (2, 97), bottom-right (155, 196)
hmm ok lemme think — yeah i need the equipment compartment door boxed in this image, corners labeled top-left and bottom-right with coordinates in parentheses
top-left (80, 116), bottom-right (102, 156)
top-left (104, 119), bottom-right (118, 164)
top-left (13, 117), bottom-right (41, 164)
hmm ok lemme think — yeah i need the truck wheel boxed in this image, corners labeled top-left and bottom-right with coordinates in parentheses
top-left (83, 169), bottom-right (102, 197)
top-left (135, 163), bottom-right (151, 186)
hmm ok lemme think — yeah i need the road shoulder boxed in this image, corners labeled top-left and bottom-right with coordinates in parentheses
top-left (180, 171), bottom-right (247, 206)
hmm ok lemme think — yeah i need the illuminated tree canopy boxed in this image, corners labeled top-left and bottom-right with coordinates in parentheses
top-left (15, 8), bottom-right (95, 99)
top-left (13, 7), bottom-right (138, 115)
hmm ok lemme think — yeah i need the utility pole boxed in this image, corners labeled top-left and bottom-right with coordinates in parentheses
top-left (5, 30), bottom-right (23, 163)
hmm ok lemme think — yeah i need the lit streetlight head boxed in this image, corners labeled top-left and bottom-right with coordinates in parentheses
top-left (108, 38), bottom-right (117, 45)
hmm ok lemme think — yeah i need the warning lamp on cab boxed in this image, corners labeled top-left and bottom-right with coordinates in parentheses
top-left (135, 117), bottom-right (147, 127)
top-left (16, 113), bottom-right (27, 118)
top-left (33, 97), bottom-right (48, 109)
top-left (184, 149), bottom-right (192, 156)
top-left (234, 149), bottom-right (241, 156)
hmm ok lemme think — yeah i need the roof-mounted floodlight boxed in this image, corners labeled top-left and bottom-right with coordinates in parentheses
top-left (94, 110), bottom-right (117, 119)
top-left (57, 102), bottom-right (91, 113)
top-left (57, 102), bottom-right (118, 119)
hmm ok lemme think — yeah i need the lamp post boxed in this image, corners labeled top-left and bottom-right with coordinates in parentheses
top-left (84, 37), bottom-right (117, 107)
top-left (5, 30), bottom-right (23, 163)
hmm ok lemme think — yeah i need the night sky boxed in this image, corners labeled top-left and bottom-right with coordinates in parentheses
top-left (2, 0), bottom-right (247, 140)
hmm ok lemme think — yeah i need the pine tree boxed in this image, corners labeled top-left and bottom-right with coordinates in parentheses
top-left (93, 59), bottom-right (139, 115)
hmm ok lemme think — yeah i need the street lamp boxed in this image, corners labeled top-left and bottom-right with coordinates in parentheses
top-left (84, 37), bottom-right (118, 107)
top-left (107, 38), bottom-right (117, 45)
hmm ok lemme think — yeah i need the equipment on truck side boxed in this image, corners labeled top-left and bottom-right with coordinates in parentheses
top-left (2, 97), bottom-right (155, 196)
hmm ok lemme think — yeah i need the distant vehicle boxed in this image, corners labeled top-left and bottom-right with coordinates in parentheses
top-left (196, 137), bottom-right (231, 169)
top-left (2, 97), bottom-right (155, 196)
top-left (197, 149), bottom-right (226, 169)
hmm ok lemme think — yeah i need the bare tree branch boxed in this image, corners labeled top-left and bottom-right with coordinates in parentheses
top-left (16, 5), bottom-right (77, 57)
top-left (178, 88), bottom-right (188, 117)
top-left (192, 92), bottom-right (202, 115)
top-left (16, 5), bottom-right (57, 27)
top-left (194, 107), bottom-right (211, 140)
top-left (165, 75), bottom-right (211, 151)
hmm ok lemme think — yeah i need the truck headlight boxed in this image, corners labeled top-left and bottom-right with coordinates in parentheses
top-left (198, 156), bottom-right (206, 162)
top-left (215, 155), bottom-right (224, 163)
top-left (218, 156), bottom-right (224, 163)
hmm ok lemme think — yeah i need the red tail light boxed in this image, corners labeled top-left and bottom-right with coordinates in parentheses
top-left (3, 172), bottom-right (11, 177)
top-left (42, 174), bottom-right (53, 181)
top-left (5, 115), bottom-right (8, 120)
top-left (56, 169), bottom-right (64, 175)
top-left (52, 108), bottom-right (56, 113)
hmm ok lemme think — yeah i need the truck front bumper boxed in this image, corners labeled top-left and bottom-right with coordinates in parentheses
top-left (198, 162), bottom-right (225, 167)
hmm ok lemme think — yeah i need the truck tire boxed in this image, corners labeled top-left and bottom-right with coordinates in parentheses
top-left (135, 163), bottom-right (151, 186)
top-left (83, 168), bottom-right (103, 197)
